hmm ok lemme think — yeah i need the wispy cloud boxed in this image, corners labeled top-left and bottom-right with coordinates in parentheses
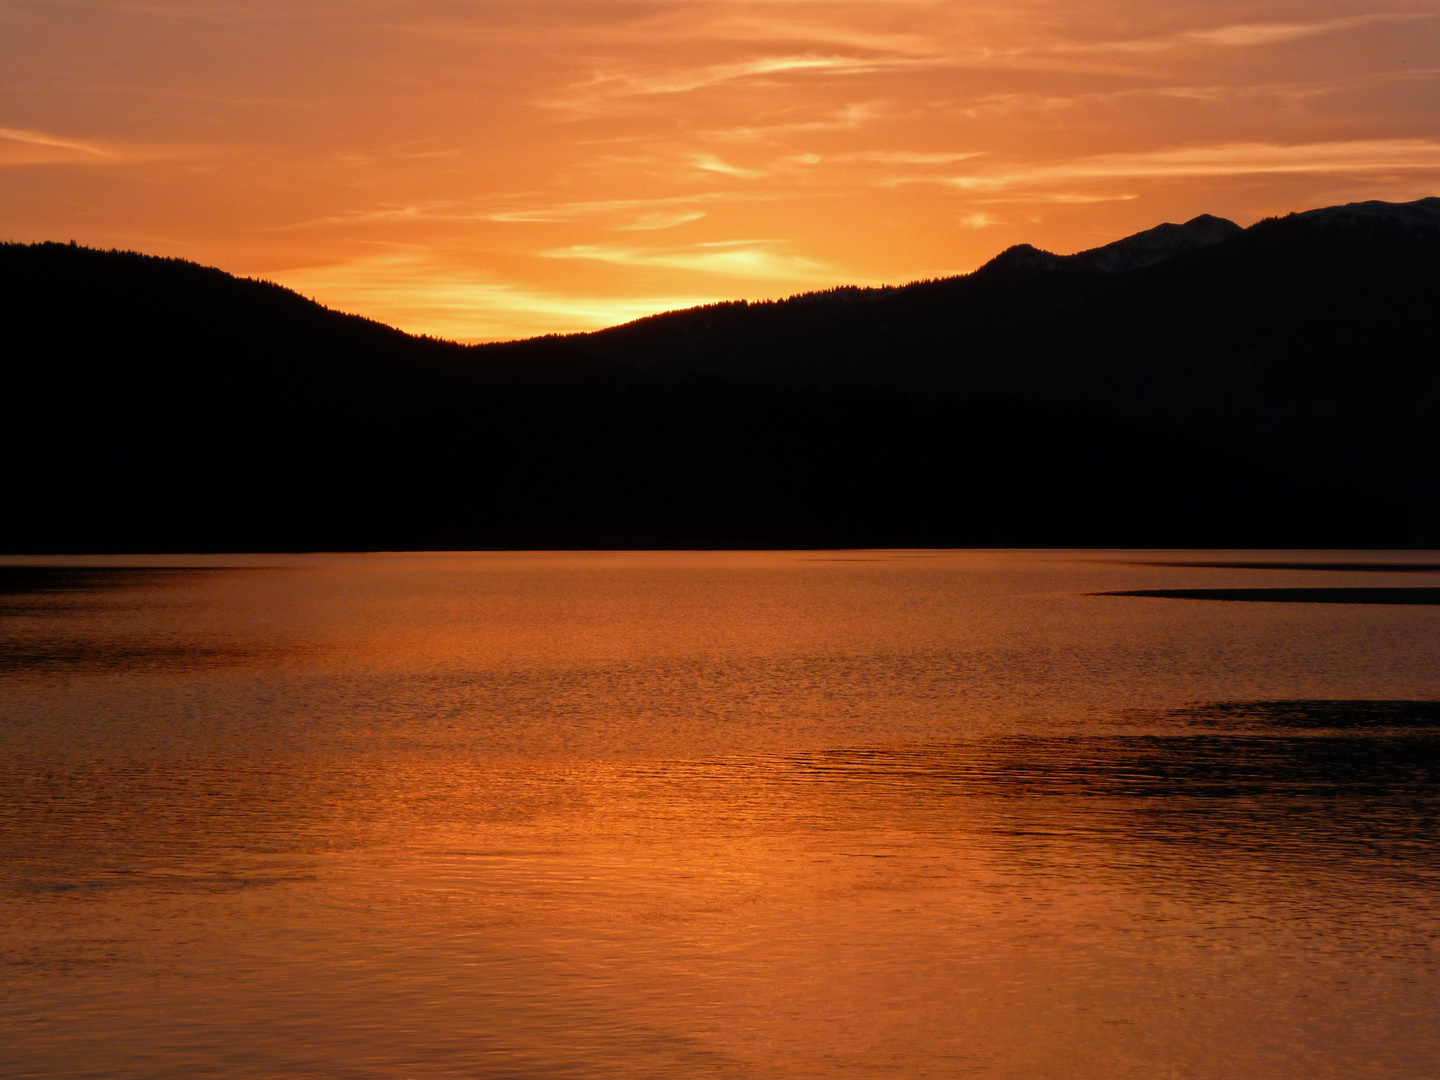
top-left (273, 200), bottom-right (468, 229)
top-left (679, 11), bottom-right (942, 58)
top-left (543, 240), bottom-right (830, 281)
top-left (0, 126), bottom-right (118, 165)
top-left (851, 150), bottom-right (984, 166)
top-left (0, 125), bottom-right (193, 167)
top-left (970, 191), bottom-right (1142, 206)
top-left (276, 193), bottom-right (731, 230)
top-left (544, 53), bottom-right (949, 115)
top-left (1185, 17), bottom-right (1404, 49)
top-left (1046, 13), bottom-right (1421, 57)
top-left (586, 53), bottom-right (894, 97)
top-left (690, 153), bottom-right (763, 178)
top-left (487, 192), bottom-right (746, 226)
top-left (114, 1), bottom-right (289, 21)
top-left (884, 139), bottom-right (1440, 192)
top-left (543, 9), bottom-right (1429, 116)
top-left (616, 210), bottom-right (707, 231)
top-left (700, 101), bottom-right (887, 143)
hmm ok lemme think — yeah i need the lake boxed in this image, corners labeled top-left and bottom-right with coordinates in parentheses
top-left (2, 551), bottom-right (1438, 1078)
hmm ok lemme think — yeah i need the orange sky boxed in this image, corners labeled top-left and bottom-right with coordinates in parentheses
top-left (3, 1), bottom-right (1439, 341)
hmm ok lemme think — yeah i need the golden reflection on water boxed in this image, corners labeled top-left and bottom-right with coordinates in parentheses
top-left (1, 552), bottom-right (1439, 1078)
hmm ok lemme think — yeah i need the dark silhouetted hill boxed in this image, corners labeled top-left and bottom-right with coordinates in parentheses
top-left (3, 198), bottom-right (1434, 552)
top-left (490, 197), bottom-right (1440, 541)
top-left (981, 213), bottom-right (1242, 274)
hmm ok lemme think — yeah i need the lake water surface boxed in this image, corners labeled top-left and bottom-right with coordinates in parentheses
top-left (2, 551), bottom-right (1438, 1078)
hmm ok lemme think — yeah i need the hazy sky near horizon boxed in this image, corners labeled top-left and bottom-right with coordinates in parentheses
top-left (3, 1), bottom-right (1439, 340)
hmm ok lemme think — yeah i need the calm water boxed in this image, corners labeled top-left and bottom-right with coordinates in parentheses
top-left (2, 551), bottom-right (1438, 1079)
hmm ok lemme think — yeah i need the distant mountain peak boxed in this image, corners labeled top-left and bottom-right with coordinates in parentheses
top-left (1284, 196), bottom-right (1440, 232)
top-left (978, 243), bottom-right (1064, 274)
top-left (1069, 214), bottom-right (1242, 272)
top-left (980, 213), bottom-right (1242, 277)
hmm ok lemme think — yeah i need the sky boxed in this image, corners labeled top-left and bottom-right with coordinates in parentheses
top-left (2, 1), bottom-right (1438, 341)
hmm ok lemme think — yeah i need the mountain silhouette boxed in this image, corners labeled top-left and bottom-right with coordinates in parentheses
top-left (491, 197), bottom-right (1440, 541)
top-left (3, 198), bottom-right (1434, 553)
top-left (981, 213), bottom-right (1243, 274)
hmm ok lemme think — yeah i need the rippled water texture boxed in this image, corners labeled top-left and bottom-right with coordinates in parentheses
top-left (2, 551), bottom-right (1438, 1079)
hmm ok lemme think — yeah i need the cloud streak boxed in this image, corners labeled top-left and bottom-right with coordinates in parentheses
top-left (923, 140), bottom-right (1440, 192)
top-left (0, 125), bottom-right (196, 167)
top-left (1047, 15), bottom-right (1415, 56)
top-left (616, 210), bottom-right (707, 231)
top-left (544, 9), bottom-right (1432, 116)
top-left (0, 126), bottom-right (117, 165)
top-left (543, 240), bottom-right (831, 280)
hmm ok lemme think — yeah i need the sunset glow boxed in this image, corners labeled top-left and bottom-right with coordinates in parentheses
top-left (3, 1), bottom-right (1438, 340)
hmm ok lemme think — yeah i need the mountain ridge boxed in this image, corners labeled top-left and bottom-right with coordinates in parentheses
top-left (979, 213), bottom-right (1243, 275)
top-left (488, 196), bottom-right (1440, 540)
top-left (3, 196), bottom-right (1435, 550)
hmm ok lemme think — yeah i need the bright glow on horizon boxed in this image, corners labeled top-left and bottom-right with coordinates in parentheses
top-left (2, 1), bottom-right (1438, 341)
